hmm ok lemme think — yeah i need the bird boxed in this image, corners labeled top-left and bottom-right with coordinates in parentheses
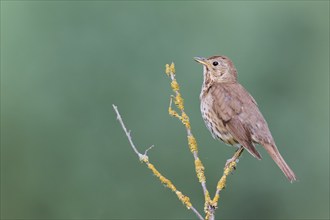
top-left (194, 55), bottom-right (296, 182)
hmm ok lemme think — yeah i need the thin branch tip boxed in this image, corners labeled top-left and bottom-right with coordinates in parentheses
top-left (144, 145), bottom-right (155, 155)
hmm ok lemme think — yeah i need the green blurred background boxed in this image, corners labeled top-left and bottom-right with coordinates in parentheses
top-left (1, 1), bottom-right (329, 219)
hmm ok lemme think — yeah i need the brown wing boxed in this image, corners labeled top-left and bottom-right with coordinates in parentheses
top-left (210, 84), bottom-right (241, 122)
top-left (211, 83), bottom-right (262, 159)
top-left (226, 118), bottom-right (262, 159)
top-left (211, 84), bottom-right (296, 181)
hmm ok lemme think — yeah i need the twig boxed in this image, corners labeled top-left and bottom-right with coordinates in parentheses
top-left (211, 147), bottom-right (244, 207)
top-left (112, 104), bottom-right (204, 220)
top-left (113, 105), bottom-right (144, 159)
top-left (165, 63), bottom-right (213, 219)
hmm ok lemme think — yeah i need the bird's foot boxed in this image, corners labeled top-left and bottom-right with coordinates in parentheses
top-left (225, 158), bottom-right (239, 169)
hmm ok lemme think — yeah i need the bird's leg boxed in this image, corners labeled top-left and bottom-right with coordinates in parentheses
top-left (225, 147), bottom-right (244, 168)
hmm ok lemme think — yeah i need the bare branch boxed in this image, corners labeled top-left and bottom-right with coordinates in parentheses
top-left (112, 105), bottom-right (142, 158)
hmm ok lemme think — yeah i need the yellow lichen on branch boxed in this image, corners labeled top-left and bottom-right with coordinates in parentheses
top-left (188, 135), bottom-right (197, 153)
top-left (165, 63), bottom-right (213, 219)
top-left (181, 112), bottom-right (191, 129)
top-left (164, 62), bottom-right (243, 220)
top-left (146, 162), bottom-right (192, 208)
top-left (168, 106), bottom-right (181, 119)
top-left (174, 93), bottom-right (184, 111)
top-left (171, 79), bottom-right (180, 92)
top-left (211, 147), bottom-right (244, 207)
top-left (210, 162), bottom-right (236, 205)
top-left (176, 191), bottom-right (192, 208)
top-left (165, 62), bottom-right (176, 76)
top-left (194, 158), bottom-right (206, 183)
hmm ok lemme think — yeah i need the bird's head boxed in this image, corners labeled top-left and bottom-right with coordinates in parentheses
top-left (194, 56), bottom-right (238, 83)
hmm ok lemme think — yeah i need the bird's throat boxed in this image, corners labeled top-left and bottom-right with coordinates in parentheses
top-left (200, 71), bottom-right (213, 100)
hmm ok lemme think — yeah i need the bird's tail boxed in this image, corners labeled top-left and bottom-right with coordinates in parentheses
top-left (264, 144), bottom-right (297, 183)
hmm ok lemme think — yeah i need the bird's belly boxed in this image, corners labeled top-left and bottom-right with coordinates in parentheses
top-left (200, 101), bottom-right (239, 147)
top-left (201, 102), bottom-right (239, 147)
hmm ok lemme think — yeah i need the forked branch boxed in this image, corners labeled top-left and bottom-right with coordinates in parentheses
top-left (112, 104), bottom-right (204, 220)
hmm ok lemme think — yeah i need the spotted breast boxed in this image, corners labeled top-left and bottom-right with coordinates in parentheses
top-left (200, 90), bottom-right (239, 147)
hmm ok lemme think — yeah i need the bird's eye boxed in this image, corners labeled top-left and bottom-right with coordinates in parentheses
top-left (212, 61), bottom-right (219, 66)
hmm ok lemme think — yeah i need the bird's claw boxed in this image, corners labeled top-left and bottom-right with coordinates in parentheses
top-left (225, 158), bottom-right (239, 170)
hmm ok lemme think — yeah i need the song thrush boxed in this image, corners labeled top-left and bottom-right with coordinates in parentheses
top-left (194, 55), bottom-right (296, 182)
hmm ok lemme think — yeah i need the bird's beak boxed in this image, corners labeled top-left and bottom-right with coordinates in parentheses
top-left (194, 57), bottom-right (208, 66)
